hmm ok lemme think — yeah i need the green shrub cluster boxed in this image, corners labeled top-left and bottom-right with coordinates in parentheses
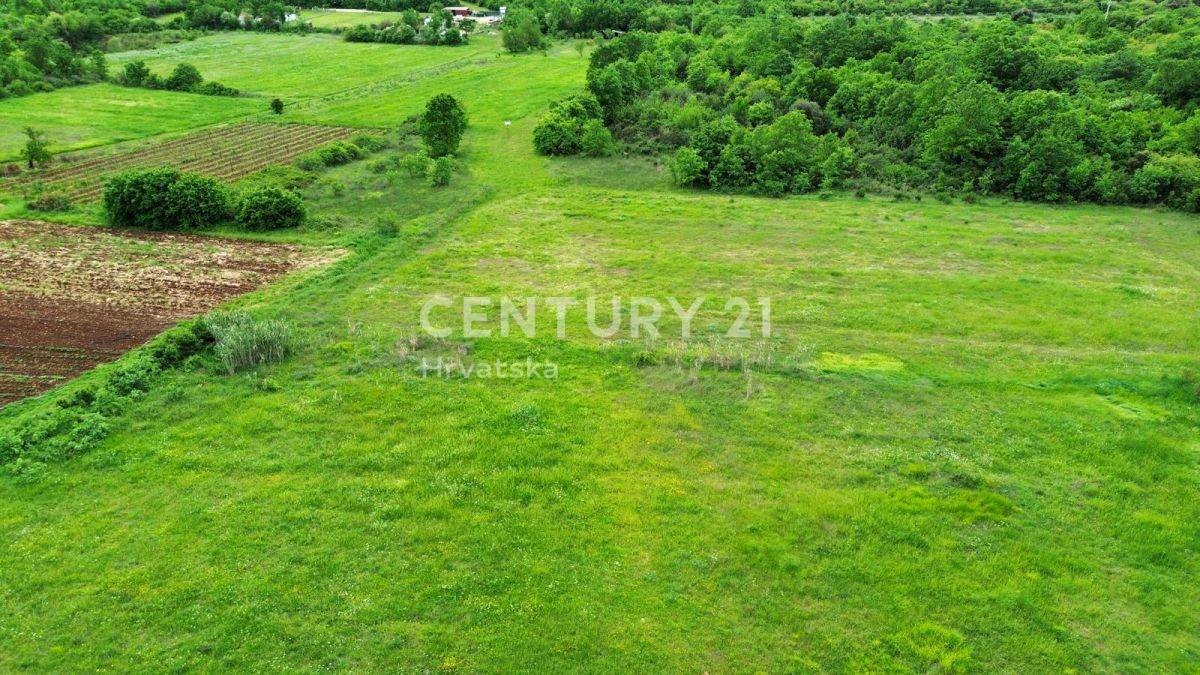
top-left (236, 186), bottom-right (306, 230)
top-left (0, 321), bottom-right (211, 476)
top-left (345, 22), bottom-right (418, 44)
top-left (501, 8), bottom-right (547, 53)
top-left (390, 151), bottom-right (456, 187)
top-left (549, 8), bottom-right (1200, 209)
top-left (350, 133), bottom-right (388, 154)
top-left (294, 138), bottom-right (381, 171)
top-left (426, 155), bottom-right (455, 186)
top-left (205, 311), bottom-right (298, 375)
top-left (402, 150), bottom-right (431, 177)
top-left (0, 8), bottom-right (115, 98)
top-left (118, 61), bottom-right (239, 96)
top-left (344, 9), bottom-right (467, 46)
top-left (26, 189), bottom-right (71, 212)
top-left (102, 167), bottom-right (231, 230)
top-left (533, 94), bottom-right (615, 157)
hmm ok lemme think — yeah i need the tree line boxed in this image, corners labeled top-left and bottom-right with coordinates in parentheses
top-left (535, 3), bottom-right (1200, 210)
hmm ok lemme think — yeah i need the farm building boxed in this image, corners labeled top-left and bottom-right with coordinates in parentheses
top-left (444, 6), bottom-right (471, 17)
top-left (471, 6), bottom-right (505, 24)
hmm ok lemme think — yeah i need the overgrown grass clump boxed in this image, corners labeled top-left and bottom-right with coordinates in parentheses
top-left (206, 311), bottom-right (298, 374)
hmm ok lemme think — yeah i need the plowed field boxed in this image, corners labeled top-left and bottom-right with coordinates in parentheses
top-left (0, 220), bottom-right (333, 405)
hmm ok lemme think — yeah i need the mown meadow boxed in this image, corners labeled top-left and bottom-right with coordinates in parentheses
top-left (298, 9), bottom-right (415, 29)
top-left (1, 16), bottom-right (1199, 673)
top-left (0, 84), bottom-right (262, 160)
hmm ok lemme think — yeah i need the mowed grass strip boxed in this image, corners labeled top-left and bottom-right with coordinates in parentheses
top-left (0, 83), bottom-right (262, 160)
top-left (298, 9), bottom-right (414, 28)
top-left (107, 32), bottom-right (499, 100)
top-left (293, 39), bottom-right (588, 129)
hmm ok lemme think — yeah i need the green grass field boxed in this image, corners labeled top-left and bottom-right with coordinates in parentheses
top-left (298, 9), bottom-right (413, 28)
top-left (0, 83), bottom-right (262, 160)
top-left (1, 33), bottom-right (517, 168)
top-left (108, 32), bottom-right (499, 100)
top-left (2, 29), bottom-right (1199, 671)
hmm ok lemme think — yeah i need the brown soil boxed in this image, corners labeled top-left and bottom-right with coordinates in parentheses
top-left (0, 220), bottom-right (335, 406)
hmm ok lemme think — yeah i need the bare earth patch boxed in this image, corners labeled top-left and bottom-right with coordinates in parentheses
top-left (0, 220), bottom-right (334, 405)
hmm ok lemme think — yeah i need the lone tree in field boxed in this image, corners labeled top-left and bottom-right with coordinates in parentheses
top-left (270, 98), bottom-right (284, 114)
top-left (21, 127), bottom-right (51, 170)
top-left (419, 94), bottom-right (467, 157)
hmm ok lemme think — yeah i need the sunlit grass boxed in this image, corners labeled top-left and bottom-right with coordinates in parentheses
top-left (0, 84), bottom-right (262, 160)
top-left (1, 26), bottom-right (1198, 673)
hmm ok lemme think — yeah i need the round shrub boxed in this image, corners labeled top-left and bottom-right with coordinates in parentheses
top-left (579, 119), bottom-right (615, 157)
top-left (168, 173), bottom-right (236, 229)
top-left (533, 113), bottom-right (583, 155)
top-left (103, 168), bottom-right (231, 230)
top-left (236, 187), bottom-right (306, 231)
top-left (164, 63), bottom-right (203, 91)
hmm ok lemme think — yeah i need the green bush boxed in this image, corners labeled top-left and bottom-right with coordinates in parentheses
top-left (533, 95), bottom-right (606, 156)
top-left (295, 141), bottom-right (366, 170)
top-left (236, 187), bottom-right (306, 230)
top-left (205, 312), bottom-right (298, 375)
top-left (501, 8), bottom-right (546, 53)
top-left (403, 151), bottom-right (431, 178)
top-left (103, 168), bottom-right (231, 230)
top-left (1128, 154), bottom-right (1200, 209)
top-left (164, 62), bottom-right (202, 91)
top-left (533, 113), bottom-right (583, 155)
top-left (120, 60), bottom-right (149, 86)
top-left (350, 134), bottom-right (387, 153)
top-left (27, 190), bottom-right (71, 212)
top-left (669, 147), bottom-right (707, 187)
top-left (194, 80), bottom-right (239, 96)
top-left (580, 119), bottom-right (616, 157)
top-left (426, 155), bottom-right (454, 187)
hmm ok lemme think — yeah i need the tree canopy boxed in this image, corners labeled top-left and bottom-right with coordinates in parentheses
top-left (534, 3), bottom-right (1200, 211)
top-left (419, 93), bottom-right (468, 158)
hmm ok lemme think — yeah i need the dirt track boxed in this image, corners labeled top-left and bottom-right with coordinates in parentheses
top-left (0, 220), bottom-right (333, 405)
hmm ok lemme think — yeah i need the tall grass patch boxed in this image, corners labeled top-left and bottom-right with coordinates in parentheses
top-left (206, 312), bottom-right (298, 374)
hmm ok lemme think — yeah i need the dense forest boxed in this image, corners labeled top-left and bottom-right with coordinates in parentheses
top-left (0, 0), bottom-right (161, 96)
top-left (536, 2), bottom-right (1200, 210)
top-left (0, 0), bottom-right (1112, 99)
